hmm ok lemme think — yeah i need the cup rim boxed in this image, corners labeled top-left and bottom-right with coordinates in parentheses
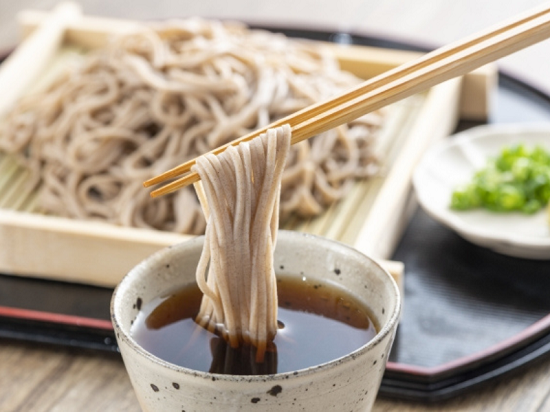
top-left (111, 230), bottom-right (401, 382)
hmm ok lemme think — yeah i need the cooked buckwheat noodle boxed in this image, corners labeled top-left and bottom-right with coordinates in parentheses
top-left (0, 18), bottom-right (383, 234)
top-left (192, 125), bottom-right (290, 361)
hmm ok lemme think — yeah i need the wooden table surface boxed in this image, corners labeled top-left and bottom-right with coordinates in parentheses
top-left (1, 1), bottom-right (550, 411)
top-left (1, 337), bottom-right (550, 412)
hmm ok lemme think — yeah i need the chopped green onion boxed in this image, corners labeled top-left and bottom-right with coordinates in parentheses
top-left (450, 143), bottom-right (550, 214)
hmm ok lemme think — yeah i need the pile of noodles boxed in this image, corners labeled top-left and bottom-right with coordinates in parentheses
top-left (0, 18), bottom-right (384, 234)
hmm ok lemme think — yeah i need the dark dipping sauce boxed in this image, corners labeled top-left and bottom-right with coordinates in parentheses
top-left (131, 275), bottom-right (378, 375)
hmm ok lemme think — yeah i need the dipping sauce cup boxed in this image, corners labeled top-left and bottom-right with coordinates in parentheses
top-left (111, 230), bottom-right (401, 412)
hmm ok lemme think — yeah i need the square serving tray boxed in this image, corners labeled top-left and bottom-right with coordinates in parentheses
top-left (0, 6), bottom-right (496, 288)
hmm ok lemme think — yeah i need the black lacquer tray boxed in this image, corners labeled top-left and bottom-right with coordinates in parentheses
top-left (1, 28), bottom-right (550, 402)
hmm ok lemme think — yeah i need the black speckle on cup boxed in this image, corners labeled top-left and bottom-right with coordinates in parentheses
top-left (267, 385), bottom-right (282, 396)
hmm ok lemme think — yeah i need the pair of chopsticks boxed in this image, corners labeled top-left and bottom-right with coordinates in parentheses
top-left (144, 3), bottom-right (550, 198)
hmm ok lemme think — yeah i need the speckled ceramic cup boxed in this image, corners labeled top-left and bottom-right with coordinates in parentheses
top-left (111, 230), bottom-right (401, 412)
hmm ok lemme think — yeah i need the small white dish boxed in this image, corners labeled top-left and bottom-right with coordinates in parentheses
top-left (413, 123), bottom-right (550, 260)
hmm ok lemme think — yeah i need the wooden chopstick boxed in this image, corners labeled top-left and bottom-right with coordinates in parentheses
top-left (145, 3), bottom-right (550, 198)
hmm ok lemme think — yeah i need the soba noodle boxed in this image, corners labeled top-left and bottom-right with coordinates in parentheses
top-left (0, 19), bottom-right (383, 234)
top-left (192, 124), bottom-right (290, 360)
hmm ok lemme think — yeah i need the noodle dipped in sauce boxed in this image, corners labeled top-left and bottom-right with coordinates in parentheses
top-left (132, 275), bottom-right (378, 375)
top-left (191, 125), bottom-right (291, 361)
top-left (130, 125), bottom-right (379, 374)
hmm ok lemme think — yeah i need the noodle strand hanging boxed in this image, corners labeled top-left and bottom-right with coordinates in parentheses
top-left (192, 125), bottom-right (291, 361)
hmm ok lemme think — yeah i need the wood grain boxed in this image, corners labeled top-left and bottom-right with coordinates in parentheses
top-left (0, 338), bottom-right (549, 411)
top-left (0, 340), bottom-right (139, 412)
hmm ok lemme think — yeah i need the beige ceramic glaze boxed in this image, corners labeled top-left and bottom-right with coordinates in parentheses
top-left (111, 230), bottom-right (401, 412)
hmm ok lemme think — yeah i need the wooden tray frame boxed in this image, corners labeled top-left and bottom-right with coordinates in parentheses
top-left (0, 4), bottom-right (497, 287)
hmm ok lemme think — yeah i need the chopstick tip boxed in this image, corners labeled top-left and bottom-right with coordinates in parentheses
top-left (149, 189), bottom-right (161, 198)
top-left (148, 172), bottom-right (200, 198)
top-left (143, 178), bottom-right (155, 188)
